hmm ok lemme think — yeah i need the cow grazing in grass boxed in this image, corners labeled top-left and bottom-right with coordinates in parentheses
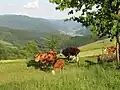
top-left (47, 49), bottom-right (57, 64)
top-left (97, 54), bottom-right (116, 63)
top-left (59, 47), bottom-right (80, 66)
top-left (34, 49), bottom-right (65, 75)
top-left (34, 49), bottom-right (57, 69)
top-left (34, 53), bottom-right (48, 68)
top-left (51, 59), bottom-right (65, 75)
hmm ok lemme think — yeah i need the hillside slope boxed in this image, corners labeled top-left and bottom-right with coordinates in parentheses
top-left (0, 40), bottom-right (16, 48)
top-left (79, 38), bottom-right (117, 57)
top-left (0, 15), bottom-right (58, 33)
top-left (0, 15), bottom-right (91, 36)
top-left (0, 27), bottom-right (71, 46)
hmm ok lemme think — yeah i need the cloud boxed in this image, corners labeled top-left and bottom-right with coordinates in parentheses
top-left (24, 0), bottom-right (39, 9)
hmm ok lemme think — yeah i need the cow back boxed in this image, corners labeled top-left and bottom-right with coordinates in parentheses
top-left (62, 47), bottom-right (80, 57)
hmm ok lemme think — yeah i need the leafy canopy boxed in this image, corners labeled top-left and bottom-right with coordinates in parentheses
top-left (49, 0), bottom-right (120, 39)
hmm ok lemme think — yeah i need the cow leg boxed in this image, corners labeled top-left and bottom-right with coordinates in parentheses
top-left (67, 56), bottom-right (70, 61)
top-left (76, 54), bottom-right (80, 67)
top-left (67, 53), bottom-right (71, 61)
top-left (51, 69), bottom-right (55, 75)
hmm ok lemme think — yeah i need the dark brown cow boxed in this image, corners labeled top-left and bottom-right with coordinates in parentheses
top-left (61, 47), bottom-right (80, 61)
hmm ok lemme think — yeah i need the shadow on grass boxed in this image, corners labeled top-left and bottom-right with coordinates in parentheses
top-left (26, 60), bottom-right (52, 72)
top-left (84, 59), bottom-right (120, 71)
top-left (26, 58), bottom-right (120, 72)
top-left (85, 60), bottom-right (97, 65)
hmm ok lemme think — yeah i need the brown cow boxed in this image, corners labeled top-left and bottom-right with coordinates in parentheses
top-left (34, 49), bottom-right (65, 75)
top-left (104, 46), bottom-right (116, 54)
top-left (51, 59), bottom-right (65, 75)
top-left (34, 53), bottom-right (48, 68)
top-left (47, 49), bottom-right (57, 64)
top-left (34, 49), bottom-right (57, 69)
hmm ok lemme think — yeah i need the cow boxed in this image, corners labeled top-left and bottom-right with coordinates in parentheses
top-left (34, 49), bottom-right (57, 69)
top-left (97, 54), bottom-right (116, 63)
top-left (104, 46), bottom-right (116, 55)
top-left (34, 52), bottom-right (65, 75)
top-left (34, 53), bottom-right (48, 68)
top-left (47, 49), bottom-right (57, 64)
top-left (51, 59), bottom-right (65, 75)
top-left (59, 47), bottom-right (80, 66)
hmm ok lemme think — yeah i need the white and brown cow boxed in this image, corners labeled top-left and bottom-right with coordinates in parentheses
top-left (59, 47), bottom-right (80, 66)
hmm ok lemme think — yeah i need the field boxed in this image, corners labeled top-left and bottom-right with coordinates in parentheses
top-left (0, 57), bottom-right (120, 90)
top-left (79, 38), bottom-right (116, 57)
top-left (0, 38), bottom-right (120, 90)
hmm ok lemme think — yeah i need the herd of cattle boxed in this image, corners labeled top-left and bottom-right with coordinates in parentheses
top-left (34, 47), bottom-right (80, 75)
top-left (31, 46), bottom-right (117, 75)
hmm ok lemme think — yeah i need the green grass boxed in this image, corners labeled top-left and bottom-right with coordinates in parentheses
top-left (77, 38), bottom-right (117, 57)
top-left (0, 59), bottom-right (26, 63)
top-left (0, 58), bottom-right (120, 90)
top-left (79, 38), bottom-right (116, 52)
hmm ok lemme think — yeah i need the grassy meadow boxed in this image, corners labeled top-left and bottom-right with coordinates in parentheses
top-left (0, 57), bottom-right (120, 90)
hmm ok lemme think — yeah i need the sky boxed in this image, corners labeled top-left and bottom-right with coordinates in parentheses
top-left (0, 0), bottom-right (70, 19)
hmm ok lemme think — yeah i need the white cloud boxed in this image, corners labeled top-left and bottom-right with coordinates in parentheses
top-left (24, 0), bottom-right (39, 9)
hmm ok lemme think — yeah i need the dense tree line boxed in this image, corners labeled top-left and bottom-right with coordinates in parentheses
top-left (0, 40), bottom-right (40, 60)
top-left (0, 35), bottom-right (103, 60)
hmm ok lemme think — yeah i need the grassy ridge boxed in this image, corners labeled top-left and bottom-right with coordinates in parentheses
top-left (78, 38), bottom-right (116, 57)
top-left (79, 38), bottom-right (116, 52)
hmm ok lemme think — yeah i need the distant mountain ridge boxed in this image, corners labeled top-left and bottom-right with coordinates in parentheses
top-left (0, 14), bottom-right (91, 36)
top-left (0, 15), bottom-right (58, 33)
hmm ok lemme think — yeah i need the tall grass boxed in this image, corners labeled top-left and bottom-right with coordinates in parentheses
top-left (0, 61), bottom-right (120, 90)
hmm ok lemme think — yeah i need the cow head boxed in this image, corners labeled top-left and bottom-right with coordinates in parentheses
top-left (34, 53), bottom-right (41, 62)
top-left (57, 53), bottom-right (66, 58)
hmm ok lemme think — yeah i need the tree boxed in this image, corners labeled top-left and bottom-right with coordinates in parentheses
top-left (19, 40), bottom-right (40, 59)
top-left (43, 35), bottom-right (61, 52)
top-left (49, 0), bottom-right (120, 62)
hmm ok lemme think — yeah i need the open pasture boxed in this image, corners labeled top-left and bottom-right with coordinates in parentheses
top-left (0, 57), bottom-right (120, 90)
top-left (0, 37), bottom-right (119, 90)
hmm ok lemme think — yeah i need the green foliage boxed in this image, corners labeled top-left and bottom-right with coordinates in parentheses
top-left (65, 35), bottom-right (101, 47)
top-left (0, 43), bottom-right (20, 60)
top-left (0, 40), bottom-right (40, 60)
top-left (45, 35), bottom-right (60, 49)
top-left (49, 0), bottom-right (120, 62)
top-left (0, 27), bottom-right (61, 45)
top-left (19, 40), bottom-right (40, 59)
top-left (49, 0), bottom-right (120, 39)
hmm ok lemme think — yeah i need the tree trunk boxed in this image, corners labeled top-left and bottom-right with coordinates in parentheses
top-left (116, 35), bottom-right (120, 63)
